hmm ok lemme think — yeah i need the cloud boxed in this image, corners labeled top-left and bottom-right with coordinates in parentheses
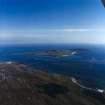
top-left (0, 28), bottom-right (105, 44)
top-left (1, 28), bottom-right (105, 33)
top-left (30, 28), bottom-right (105, 32)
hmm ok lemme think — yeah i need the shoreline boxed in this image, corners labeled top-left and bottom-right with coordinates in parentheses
top-left (71, 77), bottom-right (104, 94)
top-left (0, 61), bottom-right (104, 94)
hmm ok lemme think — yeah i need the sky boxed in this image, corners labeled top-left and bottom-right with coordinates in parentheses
top-left (0, 0), bottom-right (105, 44)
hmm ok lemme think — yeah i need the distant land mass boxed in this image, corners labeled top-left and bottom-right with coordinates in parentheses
top-left (0, 62), bottom-right (104, 105)
top-left (22, 48), bottom-right (90, 57)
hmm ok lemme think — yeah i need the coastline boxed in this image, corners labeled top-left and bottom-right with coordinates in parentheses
top-left (0, 61), bottom-right (104, 94)
top-left (0, 61), bottom-right (104, 105)
top-left (71, 77), bottom-right (104, 94)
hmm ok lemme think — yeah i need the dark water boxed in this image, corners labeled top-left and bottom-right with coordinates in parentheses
top-left (0, 44), bottom-right (105, 89)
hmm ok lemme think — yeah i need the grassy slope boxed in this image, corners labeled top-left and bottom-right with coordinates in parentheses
top-left (0, 63), bottom-right (104, 105)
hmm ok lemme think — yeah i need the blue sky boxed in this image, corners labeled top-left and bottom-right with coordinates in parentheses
top-left (0, 0), bottom-right (105, 44)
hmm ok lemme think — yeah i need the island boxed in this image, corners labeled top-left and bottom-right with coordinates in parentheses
top-left (23, 48), bottom-right (89, 57)
top-left (0, 61), bottom-right (104, 105)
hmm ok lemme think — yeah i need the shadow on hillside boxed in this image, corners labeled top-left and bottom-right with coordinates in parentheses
top-left (37, 83), bottom-right (69, 97)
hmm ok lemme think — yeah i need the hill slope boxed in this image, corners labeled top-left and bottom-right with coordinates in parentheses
top-left (0, 62), bottom-right (104, 105)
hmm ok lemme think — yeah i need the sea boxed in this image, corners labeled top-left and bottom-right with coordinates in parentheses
top-left (0, 44), bottom-right (105, 90)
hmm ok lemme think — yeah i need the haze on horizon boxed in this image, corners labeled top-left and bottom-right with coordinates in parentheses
top-left (0, 0), bottom-right (105, 44)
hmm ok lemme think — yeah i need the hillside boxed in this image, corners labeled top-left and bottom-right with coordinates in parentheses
top-left (0, 62), bottom-right (104, 105)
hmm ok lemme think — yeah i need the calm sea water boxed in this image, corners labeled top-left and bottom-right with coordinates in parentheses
top-left (0, 44), bottom-right (105, 89)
